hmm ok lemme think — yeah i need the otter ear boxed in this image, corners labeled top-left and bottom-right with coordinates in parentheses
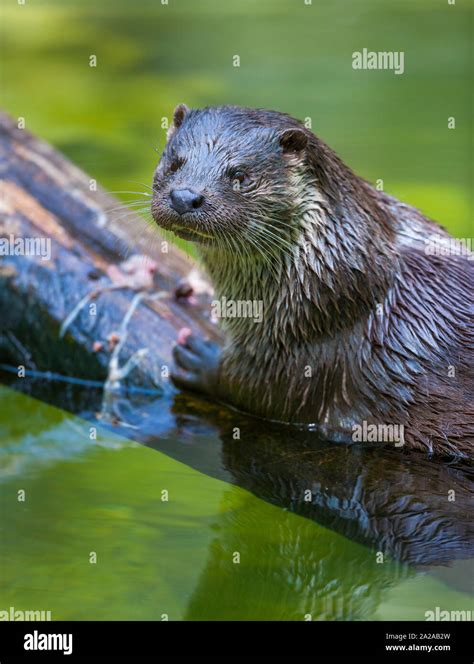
top-left (167, 103), bottom-right (189, 140)
top-left (279, 128), bottom-right (308, 154)
top-left (173, 103), bottom-right (189, 128)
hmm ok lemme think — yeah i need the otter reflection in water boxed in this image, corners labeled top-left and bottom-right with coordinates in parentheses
top-left (128, 395), bottom-right (473, 571)
top-left (156, 398), bottom-right (471, 620)
top-left (10, 377), bottom-right (472, 571)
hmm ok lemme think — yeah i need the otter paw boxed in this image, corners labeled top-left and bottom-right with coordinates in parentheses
top-left (171, 334), bottom-right (221, 396)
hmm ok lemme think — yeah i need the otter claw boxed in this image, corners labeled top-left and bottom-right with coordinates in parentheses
top-left (173, 343), bottom-right (202, 372)
top-left (171, 334), bottom-right (221, 396)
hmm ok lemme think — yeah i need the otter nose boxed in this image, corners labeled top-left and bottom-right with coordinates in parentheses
top-left (169, 188), bottom-right (204, 215)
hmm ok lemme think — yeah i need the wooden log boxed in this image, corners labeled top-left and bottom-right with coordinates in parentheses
top-left (0, 111), bottom-right (221, 393)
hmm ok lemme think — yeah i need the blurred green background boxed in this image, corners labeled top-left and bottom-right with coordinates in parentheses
top-left (1, 0), bottom-right (472, 238)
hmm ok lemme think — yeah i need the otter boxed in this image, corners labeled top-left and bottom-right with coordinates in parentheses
top-left (151, 104), bottom-right (474, 460)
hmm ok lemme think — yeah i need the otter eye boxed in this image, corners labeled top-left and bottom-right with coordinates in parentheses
top-left (168, 157), bottom-right (184, 174)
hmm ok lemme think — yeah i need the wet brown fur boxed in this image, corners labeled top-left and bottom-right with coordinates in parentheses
top-left (152, 106), bottom-right (474, 460)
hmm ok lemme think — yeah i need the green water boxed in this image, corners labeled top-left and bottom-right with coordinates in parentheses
top-left (1, 0), bottom-right (472, 239)
top-left (0, 385), bottom-right (472, 620)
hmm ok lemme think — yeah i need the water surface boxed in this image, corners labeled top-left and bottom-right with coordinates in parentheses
top-left (1, 380), bottom-right (472, 620)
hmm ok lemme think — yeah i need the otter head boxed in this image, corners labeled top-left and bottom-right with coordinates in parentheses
top-left (151, 104), bottom-right (310, 252)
